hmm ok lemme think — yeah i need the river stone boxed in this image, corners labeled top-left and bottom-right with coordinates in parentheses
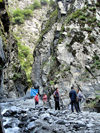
top-left (27, 121), bottom-right (35, 130)
top-left (48, 110), bottom-right (57, 116)
top-left (40, 113), bottom-right (50, 120)
top-left (55, 119), bottom-right (67, 125)
top-left (87, 123), bottom-right (94, 128)
top-left (29, 116), bottom-right (37, 122)
top-left (3, 110), bottom-right (17, 117)
top-left (1, 97), bottom-right (100, 133)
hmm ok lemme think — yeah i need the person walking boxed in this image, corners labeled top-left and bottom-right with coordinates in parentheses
top-left (69, 86), bottom-right (78, 113)
top-left (34, 93), bottom-right (39, 106)
top-left (43, 93), bottom-right (47, 106)
top-left (53, 88), bottom-right (60, 110)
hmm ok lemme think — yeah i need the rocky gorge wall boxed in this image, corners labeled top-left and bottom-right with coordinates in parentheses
top-left (0, 1), bottom-right (100, 133)
top-left (7, 0), bottom-right (52, 85)
top-left (0, 0), bottom-right (28, 100)
top-left (32, 0), bottom-right (100, 106)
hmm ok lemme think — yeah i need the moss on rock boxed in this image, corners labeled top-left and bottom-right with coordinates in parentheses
top-left (14, 35), bottom-right (33, 86)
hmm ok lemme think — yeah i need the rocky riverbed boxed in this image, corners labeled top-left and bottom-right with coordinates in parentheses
top-left (0, 98), bottom-right (100, 133)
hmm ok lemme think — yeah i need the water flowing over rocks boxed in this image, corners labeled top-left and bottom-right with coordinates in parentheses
top-left (0, 99), bottom-right (100, 133)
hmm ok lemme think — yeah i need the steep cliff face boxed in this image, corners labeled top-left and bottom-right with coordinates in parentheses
top-left (8, 0), bottom-right (50, 49)
top-left (0, 0), bottom-right (28, 99)
top-left (0, 35), bottom-right (5, 99)
top-left (32, 0), bottom-right (100, 105)
top-left (7, 0), bottom-right (51, 85)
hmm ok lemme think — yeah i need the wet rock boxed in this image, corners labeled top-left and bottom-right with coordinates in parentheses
top-left (18, 114), bottom-right (28, 121)
top-left (1, 99), bottom-right (100, 133)
top-left (73, 123), bottom-right (85, 129)
top-left (29, 116), bottom-right (37, 122)
top-left (55, 119), bottom-right (67, 125)
top-left (48, 110), bottom-right (57, 116)
top-left (87, 123), bottom-right (94, 128)
top-left (41, 113), bottom-right (50, 120)
top-left (44, 106), bottom-right (49, 111)
top-left (27, 122), bottom-right (35, 130)
top-left (4, 127), bottom-right (20, 133)
top-left (42, 124), bottom-right (50, 130)
top-left (3, 110), bottom-right (17, 117)
top-left (18, 122), bottom-right (26, 128)
top-left (47, 119), bottom-right (53, 124)
top-left (75, 121), bottom-right (86, 126)
top-left (35, 119), bottom-right (43, 127)
top-left (4, 123), bottom-right (12, 128)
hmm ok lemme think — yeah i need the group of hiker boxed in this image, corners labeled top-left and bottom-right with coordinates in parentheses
top-left (34, 93), bottom-right (47, 106)
top-left (34, 85), bottom-right (84, 113)
top-left (69, 86), bottom-right (84, 113)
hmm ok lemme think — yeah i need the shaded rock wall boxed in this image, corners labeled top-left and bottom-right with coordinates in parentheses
top-left (0, 0), bottom-right (28, 99)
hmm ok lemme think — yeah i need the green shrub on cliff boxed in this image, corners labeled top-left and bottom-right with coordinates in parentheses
top-left (40, 0), bottom-right (49, 5)
top-left (32, 0), bottom-right (41, 9)
top-left (36, 8), bottom-right (58, 45)
top-left (91, 55), bottom-right (100, 70)
top-left (13, 73), bottom-right (22, 81)
top-left (12, 8), bottom-right (33, 24)
top-left (12, 0), bottom-right (56, 25)
top-left (13, 16), bottom-right (24, 24)
top-left (43, 7), bottom-right (58, 33)
top-left (49, 0), bottom-right (56, 7)
top-left (97, 22), bottom-right (100, 27)
top-left (23, 9), bottom-right (33, 18)
top-left (14, 36), bottom-right (33, 85)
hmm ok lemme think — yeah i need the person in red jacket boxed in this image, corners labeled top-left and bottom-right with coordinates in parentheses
top-left (35, 93), bottom-right (39, 106)
top-left (43, 93), bottom-right (47, 106)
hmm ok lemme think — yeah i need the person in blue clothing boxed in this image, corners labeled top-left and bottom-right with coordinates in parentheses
top-left (69, 86), bottom-right (78, 113)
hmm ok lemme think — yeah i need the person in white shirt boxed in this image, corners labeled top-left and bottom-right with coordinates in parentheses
top-left (77, 88), bottom-right (85, 112)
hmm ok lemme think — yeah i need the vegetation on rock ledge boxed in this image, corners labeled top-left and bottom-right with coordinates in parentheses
top-left (36, 7), bottom-right (58, 45)
top-left (15, 36), bottom-right (33, 86)
top-left (11, 0), bottom-right (56, 25)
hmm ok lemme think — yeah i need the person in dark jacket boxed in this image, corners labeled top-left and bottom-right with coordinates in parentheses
top-left (69, 86), bottom-right (78, 113)
top-left (53, 88), bottom-right (60, 110)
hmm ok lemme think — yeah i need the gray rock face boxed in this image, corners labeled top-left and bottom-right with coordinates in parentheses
top-left (31, 24), bottom-right (56, 88)
top-left (58, 1), bottom-right (66, 15)
top-left (0, 99), bottom-right (100, 133)
top-left (0, 37), bottom-right (5, 99)
top-left (32, 0), bottom-right (100, 107)
top-left (0, 37), bottom-right (5, 64)
top-left (0, 0), bottom-right (28, 99)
